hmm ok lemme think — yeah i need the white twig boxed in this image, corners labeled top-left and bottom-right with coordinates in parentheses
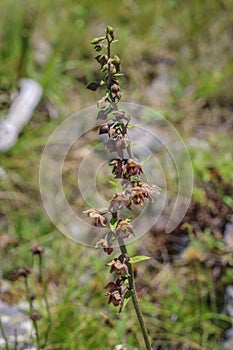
top-left (0, 79), bottom-right (43, 152)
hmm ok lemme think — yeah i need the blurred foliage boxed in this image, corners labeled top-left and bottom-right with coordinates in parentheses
top-left (0, 0), bottom-right (233, 349)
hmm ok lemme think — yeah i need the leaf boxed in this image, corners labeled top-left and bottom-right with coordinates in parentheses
top-left (109, 218), bottom-right (118, 231)
top-left (130, 175), bottom-right (137, 182)
top-left (127, 124), bottom-right (135, 129)
top-left (114, 73), bottom-right (124, 77)
top-left (141, 154), bottom-right (152, 165)
top-left (87, 82), bottom-right (101, 91)
top-left (108, 180), bottom-right (123, 189)
top-left (129, 255), bottom-right (151, 264)
top-left (127, 123), bottom-right (141, 129)
top-left (121, 290), bottom-right (132, 311)
top-left (223, 195), bottom-right (233, 208)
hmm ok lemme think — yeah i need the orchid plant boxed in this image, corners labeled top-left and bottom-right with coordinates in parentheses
top-left (84, 25), bottom-right (160, 350)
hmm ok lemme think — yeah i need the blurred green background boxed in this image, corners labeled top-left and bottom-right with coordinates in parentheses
top-left (0, 1), bottom-right (233, 349)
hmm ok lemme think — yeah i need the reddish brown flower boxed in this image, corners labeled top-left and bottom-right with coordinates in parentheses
top-left (99, 123), bottom-right (110, 134)
top-left (110, 158), bottom-right (143, 181)
top-left (125, 159), bottom-right (143, 179)
top-left (115, 220), bottom-right (135, 238)
top-left (83, 208), bottom-right (107, 227)
top-left (110, 159), bottom-right (125, 178)
top-left (31, 244), bottom-right (44, 255)
top-left (107, 255), bottom-right (129, 275)
top-left (131, 183), bottom-right (160, 203)
top-left (95, 232), bottom-right (114, 255)
top-left (104, 282), bottom-right (124, 307)
top-left (30, 293), bottom-right (36, 301)
top-left (108, 192), bottom-right (130, 212)
top-left (30, 312), bottom-right (41, 321)
top-left (17, 267), bottom-right (31, 278)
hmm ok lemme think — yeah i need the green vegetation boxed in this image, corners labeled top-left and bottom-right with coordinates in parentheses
top-left (0, 1), bottom-right (233, 349)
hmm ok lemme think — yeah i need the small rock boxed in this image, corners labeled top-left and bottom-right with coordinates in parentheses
top-left (0, 301), bottom-right (32, 345)
top-left (224, 218), bottom-right (233, 246)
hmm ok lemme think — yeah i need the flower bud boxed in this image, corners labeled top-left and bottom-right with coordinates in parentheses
top-left (91, 36), bottom-right (106, 45)
top-left (101, 64), bottom-right (108, 72)
top-left (87, 81), bottom-right (101, 91)
top-left (18, 267), bottom-right (31, 278)
top-left (106, 25), bottom-right (114, 34)
top-left (31, 244), bottom-right (44, 255)
top-left (99, 123), bottom-right (110, 134)
top-left (113, 55), bottom-right (121, 65)
top-left (30, 293), bottom-right (36, 301)
top-left (109, 128), bottom-right (118, 138)
top-left (30, 312), bottom-right (41, 321)
top-left (94, 44), bottom-right (103, 52)
top-left (111, 84), bottom-right (120, 94)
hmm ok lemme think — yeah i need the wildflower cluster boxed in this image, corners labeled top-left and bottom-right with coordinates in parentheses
top-left (84, 26), bottom-right (160, 313)
top-left (16, 244), bottom-right (51, 349)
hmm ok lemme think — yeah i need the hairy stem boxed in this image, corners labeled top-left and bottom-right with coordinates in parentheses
top-left (118, 237), bottom-right (152, 350)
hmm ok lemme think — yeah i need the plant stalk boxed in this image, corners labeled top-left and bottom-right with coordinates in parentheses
top-left (0, 316), bottom-right (10, 350)
top-left (24, 276), bottom-right (40, 349)
top-left (118, 237), bottom-right (152, 350)
top-left (38, 254), bottom-right (52, 348)
top-left (194, 261), bottom-right (203, 348)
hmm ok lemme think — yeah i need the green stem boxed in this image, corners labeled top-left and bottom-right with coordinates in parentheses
top-left (24, 277), bottom-right (40, 349)
top-left (106, 32), bottom-right (116, 106)
top-left (14, 329), bottom-right (18, 350)
top-left (0, 316), bottom-right (10, 350)
top-left (38, 254), bottom-right (52, 348)
top-left (194, 261), bottom-right (203, 348)
top-left (118, 237), bottom-right (152, 350)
